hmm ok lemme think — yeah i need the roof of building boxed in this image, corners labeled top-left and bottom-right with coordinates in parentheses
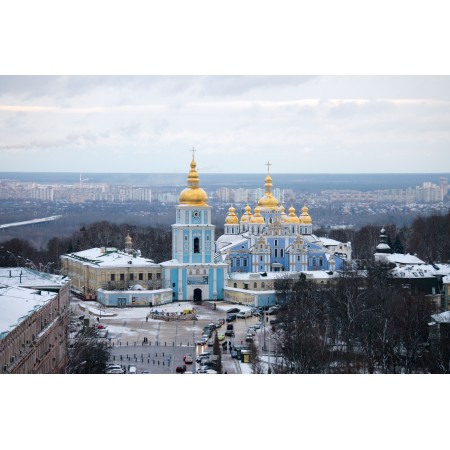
top-left (378, 253), bottom-right (426, 265)
top-left (431, 311), bottom-right (450, 323)
top-left (62, 247), bottom-right (159, 268)
top-left (0, 284), bottom-right (57, 339)
top-left (0, 267), bottom-right (68, 289)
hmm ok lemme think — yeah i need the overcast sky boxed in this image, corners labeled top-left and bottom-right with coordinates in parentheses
top-left (1, 75), bottom-right (449, 174)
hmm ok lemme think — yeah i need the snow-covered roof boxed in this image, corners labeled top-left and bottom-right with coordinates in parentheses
top-left (319, 237), bottom-right (344, 247)
top-left (228, 270), bottom-right (335, 281)
top-left (0, 267), bottom-right (68, 289)
top-left (62, 247), bottom-right (158, 268)
top-left (381, 253), bottom-right (426, 265)
top-left (160, 259), bottom-right (228, 268)
top-left (376, 243), bottom-right (391, 250)
top-left (431, 311), bottom-right (450, 323)
top-left (216, 235), bottom-right (249, 252)
top-left (0, 284), bottom-right (56, 339)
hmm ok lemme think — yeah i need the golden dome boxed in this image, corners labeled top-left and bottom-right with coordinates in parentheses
top-left (250, 206), bottom-right (265, 224)
top-left (299, 205), bottom-right (312, 224)
top-left (280, 205), bottom-right (289, 223)
top-left (225, 206), bottom-right (239, 224)
top-left (179, 158), bottom-right (208, 206)
top-left (287, 206), bottom-right (300, 224)
top-left (257, 174), bottom-right (279, 209)
top-left (240, 204), bottom-right (253, 222)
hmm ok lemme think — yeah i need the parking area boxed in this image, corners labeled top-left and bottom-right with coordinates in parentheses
top-left (70, 299), bottom-right (267, 374)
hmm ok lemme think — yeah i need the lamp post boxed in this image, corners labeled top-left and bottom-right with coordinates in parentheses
top-left (6, 250), bottom-right (19, 267)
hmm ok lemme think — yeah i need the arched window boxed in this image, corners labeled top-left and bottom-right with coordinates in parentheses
top-left (194, 237), bottom-right (200, 253)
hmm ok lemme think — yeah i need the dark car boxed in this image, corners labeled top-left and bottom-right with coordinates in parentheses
top-left (226, 307), bottom-right (240, 314)
top-left (225, 330), bottom-right (235, 337)
top-left (176, 365), bottom-right (187, 373)
top-left (226, 314), bottom-right (237, 322)
top-left (226, 324), bottom-right (234, 331)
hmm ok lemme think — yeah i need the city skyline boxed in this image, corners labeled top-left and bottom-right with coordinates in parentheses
top-left (1, 76), bottom-right (449, 174)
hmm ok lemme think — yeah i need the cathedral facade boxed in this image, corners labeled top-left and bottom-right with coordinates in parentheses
top-left (215, 168), bottom-right (351, 274)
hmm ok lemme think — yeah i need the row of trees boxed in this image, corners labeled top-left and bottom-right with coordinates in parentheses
top-left (272, 264), bottom-right (448, 373)
top-left (1, 211), bottom-right (448, 272)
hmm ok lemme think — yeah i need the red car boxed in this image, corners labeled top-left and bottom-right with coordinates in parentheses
top-left (96, 324), bottom-right (106, 329)
top-left (183, 354), bottom-right (193, 364)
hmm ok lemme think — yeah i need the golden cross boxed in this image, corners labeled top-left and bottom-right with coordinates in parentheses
top-left (266, 161), bottom-right (272, 174)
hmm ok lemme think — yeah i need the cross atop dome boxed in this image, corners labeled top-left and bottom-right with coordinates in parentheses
top-left (190, 147), bottom-right (196, 161)
top-left (266, 161), bottom-right (272, 174)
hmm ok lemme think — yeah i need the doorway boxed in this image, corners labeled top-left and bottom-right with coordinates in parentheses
top-left (193, 288), bottom-right (202, 302)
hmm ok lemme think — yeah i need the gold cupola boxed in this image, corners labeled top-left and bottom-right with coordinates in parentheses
top-left (179, 157), bottom-right (208, 206)
top-left (225, 206), bottom-right (239, 224)
top-left (258, 174), bottom-right (279, 209)
top-left (299, 205), bottom-right (312, 224)
top-left (250, 206), bottom-right (265, 224)
top-left (240, 204), bottom-right (253, 222)
top-left (287, 206), bottom-right (300, 223)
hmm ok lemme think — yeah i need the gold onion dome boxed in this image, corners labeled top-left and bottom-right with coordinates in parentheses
top-left (240, 204), bottom-right (253, 222)
top-left (257, 175), bottom-right (279, 209)
top-left (287, 206), bottom-right (300, 224)
top-left (225, 206), bottom-right (239, 224)
top-left (179, 158), bottom-right (208, 206)
top-left (299, 205), bottom-right (312, 224)
top-left (250, 206), bottom-right (265, 224)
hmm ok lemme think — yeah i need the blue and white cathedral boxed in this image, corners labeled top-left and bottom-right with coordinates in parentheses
top-left (215, 165), bottom-right (352, 274)
top-left (162, 153), bottom-right (352, 302)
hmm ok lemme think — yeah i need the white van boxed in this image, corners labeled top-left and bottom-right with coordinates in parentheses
top-left (128, 365), bottom-right (137, 374)
top-left (237, 310), bottom-right (252, 319)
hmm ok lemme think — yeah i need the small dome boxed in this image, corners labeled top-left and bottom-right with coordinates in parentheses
top-left (250, 206), bottom-right (265, 224)
top-left (225, 206), bottom-right (239, 224)
top-left (287, 206), bottom-right (300, 224)
top-left (240, 204), bottom-right (253, 222)
top-left (299, 205), bottom-right (312, 224)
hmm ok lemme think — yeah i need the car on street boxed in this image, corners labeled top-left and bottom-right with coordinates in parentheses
top-left (176, 365), bottom-right (187, 373)
top-left (247, 328), bottom-right (256, 336)
top-left (226, 314), bottom-right (237, 322)
top-left (226, 307), bottom-right (240, 314)
top-left (237, 310), bottom-right (252, 319)
top-left (128, 365), bottom-right (137, 374)
top-left (225, 330), bottom-right (235, 337)
top-left (245, 335), bottom-right (254, 343)
top-left (183, 354), bottom-right (193, 364)
top-left (226, 324), bottom-right (234, 330)
top-left (218, 334), bottom-right (225, 341)
top-left (252, 323), bottom-right (261, 330)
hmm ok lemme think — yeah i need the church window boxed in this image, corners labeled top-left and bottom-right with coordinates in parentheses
top-left (184, 235), bottom-right (188, 241)
top-left (260, 256), bottom-right (263, 262)
top-left (148, 273), bottom-right (153, 280)
top-left (234, 283), bottom-right (237, 288)
top-left (312, 257), bottom-right (317, 267)
top-left (275, 239), bottom-right (278, 246)
top-left (138, 273), bottom-right (143, 281)
top-left (244, 284), bottom-right (249, 290)
top-left (297, 256), bottom-right (300, 261)
top-left (319, 257), bottom-right (323, 267)
top-left (274, 249), bottom-right (278, 258)
top-left (194, 237), bottom-right (200, 253)
top-left (243, 259), bottom-right (248, 267)
top-left (110, 274), bottom-right (115, 281)
top-left (253, 282), bottom-right (257, 288)
top-left (120, 273), bottom-right (125, 281)
top-left (129, 273), bottom-right (134, 281)
top-left (172, 283), bottom-right (176, 287)
top-left (236, 258), bottom-right (240, 267)
top-left (261, 282), bottom-right (265, 288)
top-left (206, 235), bottom-right (210, 241)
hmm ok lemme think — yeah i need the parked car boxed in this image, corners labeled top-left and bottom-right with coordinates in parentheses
top-left (226, 324), bottom-right (234, 331)
top-left (252, 323), bottom-right (261, 330)
top-left (225, 330), bottom-right (235, 337)
top-left (226, 314), bottom-right (237, 322)
top-left (226, 307), bottom-right (240, 314)
top-left (128, 365), bottom-right (137, 374)
top-left (183, 354), bottom-right (193, 364)
top-left (237, 310), bottom-right (252, 319)
top-left (176, 365), bottom-right (187, 373)
top-left (247, 328), bottom-right (256, 336)
top-left (218, 334), bottom-right (225, 341)
top-left (245, 335), bottom-right (254, 343)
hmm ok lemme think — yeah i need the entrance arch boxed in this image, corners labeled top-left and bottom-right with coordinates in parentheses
top-left (193, 288), bottom-right (202, 302)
